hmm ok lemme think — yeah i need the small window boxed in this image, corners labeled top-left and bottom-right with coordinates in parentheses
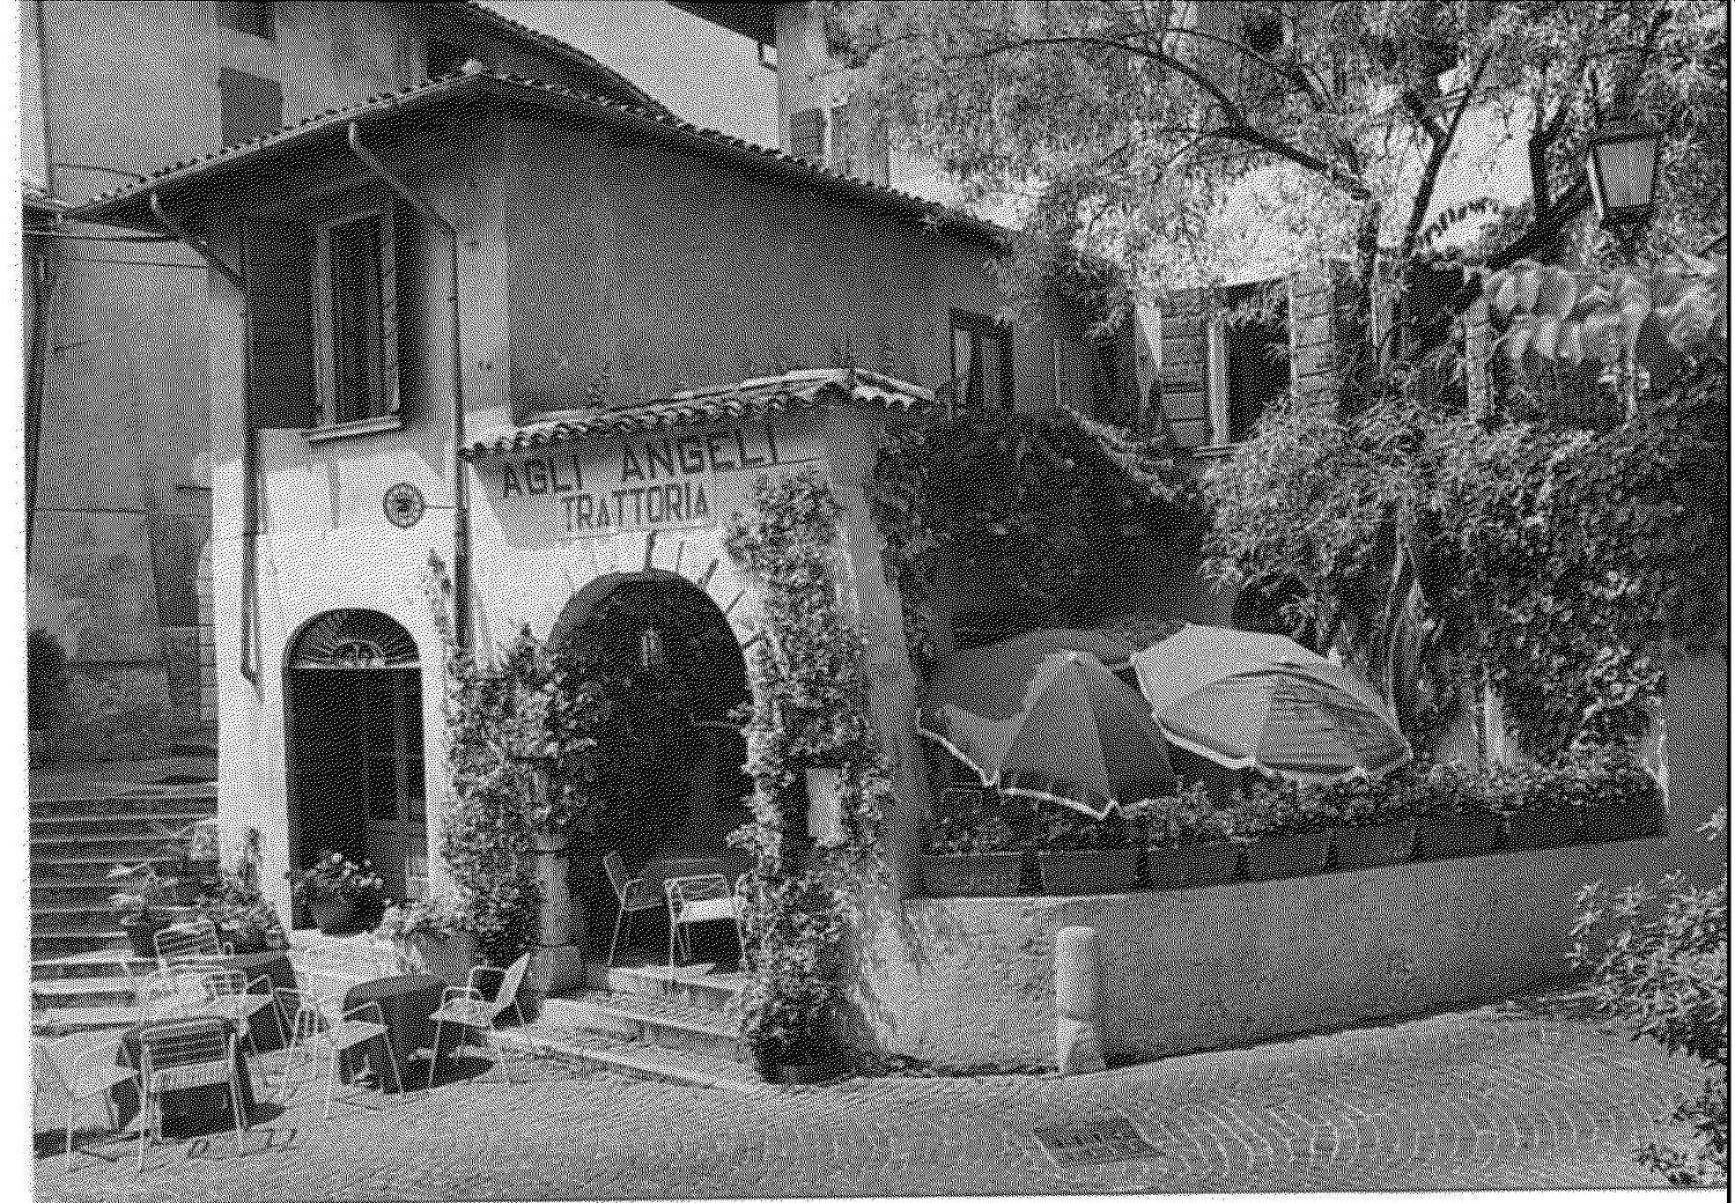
top-left (313, 208), bottom-right (398, 427)
top-left (425, 39), bottom-right (470, 79)
top-left (950, 310), bottom-right (1014, 411)
top-left (218, 67), bottom-right (283, 147)
top-left (215, 1), bottom-right (274, 40)
top-left (789, 108), bottom-right (827, 162)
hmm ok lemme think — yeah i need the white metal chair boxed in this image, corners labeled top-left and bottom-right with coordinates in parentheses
top-left (425, 951), bottom-right (546, 1087)
top-left (135, 1017), bottom-right (248, 1172)
top-left (272, 986), bottom-right (404, 1120)
top-left (603, 852), bottom-right (664, 966)
top-left (663, 874), bottom-right (740, 971)
top-left (33, 1033), bottom-right (137, 1168)
top-left (198, 968), bottom-right (280, 1063)
top-left (154, 919), bottom-right (232, 970)
top-left (134, 966), bottom-right (211, 1024)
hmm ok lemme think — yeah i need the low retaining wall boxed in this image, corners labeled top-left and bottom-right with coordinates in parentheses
top-left (854, 837), bottom-right (1671, 1070)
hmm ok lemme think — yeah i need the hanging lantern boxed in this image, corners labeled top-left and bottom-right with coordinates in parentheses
top-left (638, 627), bottom-right (666, 672)
top-left (1585, 115), bottom-right (1661, 229)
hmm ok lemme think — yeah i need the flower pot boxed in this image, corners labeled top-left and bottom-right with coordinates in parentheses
top-left (1243, 830), bottom-right (1333, 882)
top-left (409, 931), bottom-right (481, 988)
top-left (919, 853), bottom-right (1023, 898)
top-left (1332, 821), bottom-right (1418, 871)
top-left (1580, 797), bottom-right (1667, 844)
top-left (773, 1055), bottom-right (847, 1086)
top-left (1502, 809), bottom-right (1582, 851)
top-left (308, 895), bottom-right (370, 935)
top-left (1145, 842), bottom-right (1242, 890)
top-left (119, 915), bottom-right (173, 959)
top-left (1035, 847), bottom-right (1142, 896)
top-left (1413, 813), bottom-right (1501, 861)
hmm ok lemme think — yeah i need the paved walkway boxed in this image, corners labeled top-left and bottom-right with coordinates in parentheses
top-left (36, 988), bottom-right (1704, 1199)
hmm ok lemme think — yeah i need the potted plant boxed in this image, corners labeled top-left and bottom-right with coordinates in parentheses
top-left (1489, 759), bottom-right (1584, 851)
top-left (191, 867), bottom-right (287, 954)
top-left (920, 803), bottom-right (1023, 898)
top-left (1125, 785), bottom-right (1240, 889)
top-left (378, 894), bottom-right (481, 987)
top-left (1327, 772), bottom-right (1419, 870)
top-left (289, 851), bottom-right (386, 935)
top-left (1228, 780), bottom-right (1334, 882)
top-left (1576, 747), bottom-right (1667, 843)
top-left (1410, 761), bottom-right (1502, 860)
top-left (1033, 807), bottom-right (1140, 896)
top-left (738, 933), bottom-right (847, 1085)
top-left (106, 862), bottom-right (182, 958)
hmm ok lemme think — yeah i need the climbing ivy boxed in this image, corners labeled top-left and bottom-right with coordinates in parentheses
top-left (723, 468), bottom-right (893, 1075)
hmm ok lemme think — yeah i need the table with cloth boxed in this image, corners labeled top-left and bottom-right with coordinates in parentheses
top-left (111, 1018), bottom-right (255, 1132)
top-left (338, 973), bottom-right (448, 1091)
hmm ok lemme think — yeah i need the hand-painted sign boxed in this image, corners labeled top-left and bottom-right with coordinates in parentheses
top-left (489, 422), bottom-right (801, 539)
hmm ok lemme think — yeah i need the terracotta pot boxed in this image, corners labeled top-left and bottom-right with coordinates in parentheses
top-left (1243, 830), bottom-right (1332, 881)
top-left (919, 853), bottom-right (1023, 898)
top-left (774, 1056), bottom-right (846, 1086)
top-left (1035, 848), bottom-right (1141, 896)
top-left (1145, 842), bottom-right (1241, 890)
top-left (119, 915), bottom-right (173, 959)
top-left (309, 895), bottom-right (365, 935)
top-left (1503, 809), bottom-right (1582, 851)
top-left (1580, 798), bottom-right (1667, 844)
top-left (409, 930), bottom-right (481, 987)
top-left (1332, 821), bottom-right (1418, 871)
top-left (1413, 813), bottom-right (1501, 861)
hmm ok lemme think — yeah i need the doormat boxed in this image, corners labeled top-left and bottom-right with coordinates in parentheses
top-left (1032, 1110), bottom-right (1160, 1169)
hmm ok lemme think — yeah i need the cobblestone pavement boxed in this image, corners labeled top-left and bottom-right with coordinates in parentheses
top-left (35, 988), bottom-right (1704, 1200)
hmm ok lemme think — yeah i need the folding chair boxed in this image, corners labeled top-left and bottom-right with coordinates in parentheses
top-left (272, 986), bottom-right (404, 1120)
top-left (34, 1033), bottom-right (137, 1168)
top-left (663, 874), bottom-right (740, 971)
top-left (426, 951), bottom-right (547, 1087)
top-left (198, 968), bottom-right (281, 1063)
top-left (135, 1018), bottom-right (247, 1172)
top-left (134, 966), bottom-right (210, 1024)
top-left (154, 919), bottom-right (232, 971)
top-left (603, 852), bottom-right (663, 966)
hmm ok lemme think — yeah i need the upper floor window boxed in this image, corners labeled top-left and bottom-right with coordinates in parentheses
top-left (950, 309), bottom-right (1014, 412)
top-left (1157, 281), bottom-right (1288, 448)
top-left (215, 1), bottom-right (275, 40)
top-left (218, 67), bottom-right (283, 147)
top-left (312, 208), bottom-right (398, 427)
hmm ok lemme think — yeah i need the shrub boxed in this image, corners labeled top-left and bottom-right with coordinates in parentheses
top-left (1033, 806), bottom-right (1128, 850)
top-left (289, 851), bottom-right (386, 907)
top-left (105, 862), bottom-right (179, 924)
top-left (377, 893), bottom-right (474, 943)
top-left (925, 807), bottom-right (1019, 855)
top-left (1224, 778), bottom-right (1336, 840)
top-left (1571, 810), bottom-right (1728, 1186)
top-left (192, 870), bottom-right (286, 952)
top-left (1124, 783), bottom-right (1232, 846)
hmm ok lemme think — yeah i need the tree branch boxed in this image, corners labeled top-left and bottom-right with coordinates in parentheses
top-left (1402, 51), bottom-right (1494, 262)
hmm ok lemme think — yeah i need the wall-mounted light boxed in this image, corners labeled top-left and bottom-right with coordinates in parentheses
top-left (1585, 114), bottom-right (1661, 230)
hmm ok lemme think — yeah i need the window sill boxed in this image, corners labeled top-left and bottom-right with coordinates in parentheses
top-left (301, 414), bottom-right (404, 444)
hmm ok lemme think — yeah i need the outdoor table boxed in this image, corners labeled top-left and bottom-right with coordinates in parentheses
top-left (112, 1018), bottom-right (255, 1132)
top-left (210, 948), bottom-right (295, 1050)
top-left (340, 973), bottom-right (446, 1091)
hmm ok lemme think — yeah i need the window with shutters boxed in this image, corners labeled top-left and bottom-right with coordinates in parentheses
top-left (215, 1), bottom-right (274, 39)
top-left (312, 207), bottom-right (399, 429)
top-left (1158, 281), bottom-right (1288, 448)
top-left (789, 107), bottom-right (827, 162)
top-left (218, 68), bottom-right (283, 147)
top-left (950, 310), bottom-right (1014, 412)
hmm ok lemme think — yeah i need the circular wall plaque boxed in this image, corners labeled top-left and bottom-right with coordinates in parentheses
top-left (383, 482), bottom-right (425, 528)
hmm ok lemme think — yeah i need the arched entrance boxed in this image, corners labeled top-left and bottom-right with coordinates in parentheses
top-left (284, 609), bottom-right (427, 916)
top-left (550, 571), bottom-right (752, 958)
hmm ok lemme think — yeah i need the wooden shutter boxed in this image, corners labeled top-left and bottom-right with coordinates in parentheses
top-left (1158, 289), bottom-right (1211, 447)
top-left (789, 108), bottom-right (826, 162)
top-left (218, 68), bottom-right (283, 147)
top-left (240, 218), bottom-right (314, 429)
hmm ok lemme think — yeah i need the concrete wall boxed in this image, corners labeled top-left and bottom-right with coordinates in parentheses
top-left (855, 836), bottom-right (1676, 1070)
top-left (1659, 652), bottom-right (1730, 887)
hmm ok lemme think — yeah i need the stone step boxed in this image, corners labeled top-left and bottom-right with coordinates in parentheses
top-left (506, 1022), bottom-right (765, 1093)
top-left (31, 906), bottom-right (123, 931)
top-left (31, 811), bottom-right (215, 839)
top-left (31, 834), bottom-right (188, 862)
top-left (32, 853), bottom-right (181, 882)
top-left (32, 930), bottom-right (129, 960)
top-left (544, 990), bottom-right (747, 1063)
top-left (32, 949), bottom-right (153, 980)
top-left (585, 962), bottom-right (747, 1014)
top-left (32, 881), bottom-right (127, 908)
top-left (31, 975), bottom-right (138, 1009)
top-left (30, 1005), bottom-right (139, 1036)
top-left (30, 791), bottom-right (217, 819)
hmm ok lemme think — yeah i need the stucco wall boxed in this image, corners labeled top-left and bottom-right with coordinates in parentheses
top-left (855, 837), bottom-right (1674, 1070)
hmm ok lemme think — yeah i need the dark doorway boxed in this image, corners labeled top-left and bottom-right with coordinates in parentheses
top-left (284, 610), bottom-right (426, 917)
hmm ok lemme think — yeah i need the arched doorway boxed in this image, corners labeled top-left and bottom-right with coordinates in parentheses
top-left (550, 571), bottom-right (752, 958)
top-left (284, 609), bottom-right (427, 917)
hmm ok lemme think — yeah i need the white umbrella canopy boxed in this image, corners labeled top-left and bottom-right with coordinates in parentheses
top-left (1129, 624), bottom-right (1409, 782)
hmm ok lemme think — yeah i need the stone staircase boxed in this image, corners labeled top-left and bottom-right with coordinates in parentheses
top-left (30, 757), bottom-right (218, 1032)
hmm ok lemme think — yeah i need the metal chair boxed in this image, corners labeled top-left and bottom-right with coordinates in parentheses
top-left (135, 966), bottom-right (210, 1024)
top-left (198, 968), bottom-right (280, 1063)
top-left (426, 951), bottom-right (546, 1087)
top-left (135, 1018), bottom-right (247, 1172)
top-left (272, 986), bottom-right (403, 1120)
top-left (603, 852), bottom-right (664, 966)
top-left (33, 1033), bottom-right (137, 1168)
top-left (154, 919), bottom-right (232, 971)
top-left (663, 874), bottom-right (739, 971)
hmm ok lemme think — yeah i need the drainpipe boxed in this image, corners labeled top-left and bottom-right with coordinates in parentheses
top-left (346, 122), bottom-right (471, 652)
top-left (151, 193), bottom-right (259, 684)
top-left (25, 235), bottom-right (61, 571)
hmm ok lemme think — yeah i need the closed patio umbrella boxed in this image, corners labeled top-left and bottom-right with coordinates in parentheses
top-left (1129, 625), bottom-right (1408, 781)
top-left (920, 642), bottom-right (1175, 819)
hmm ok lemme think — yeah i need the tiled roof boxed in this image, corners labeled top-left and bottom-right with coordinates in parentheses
top-left (441, 1), bottom-right (663, 111)
top-left (70, 70), bottom-right (1007, 246)
top-left (461, 368), bottom-right (935, 460)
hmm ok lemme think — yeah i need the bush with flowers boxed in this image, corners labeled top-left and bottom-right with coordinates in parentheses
top-left (289, 851), bottom-right (386, 909)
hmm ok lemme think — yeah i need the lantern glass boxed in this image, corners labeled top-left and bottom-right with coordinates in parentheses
top-left (1586, 121), bottom-right (1660, 226)
top-left (638, 628), bottom-right (666, 672)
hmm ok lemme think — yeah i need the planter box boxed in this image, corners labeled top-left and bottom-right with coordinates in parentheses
top-left (1035, 848), bottom-right (1141, 896)
top-left (1503, 809), bottom-right (1582, 851)
top-left (1333, 821), bottom-right (1417, 871)
top-left (1414, 813), bottom-right (1501, 861)
top-left (1243, 830), bottom-right (1333, 882)
top-left (1580, 798), bottom-right (1667, 844)
top-left (920, 853), bottom-right (1023, 898)
top-left (1145, 843), bottom-right (1241, 890)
